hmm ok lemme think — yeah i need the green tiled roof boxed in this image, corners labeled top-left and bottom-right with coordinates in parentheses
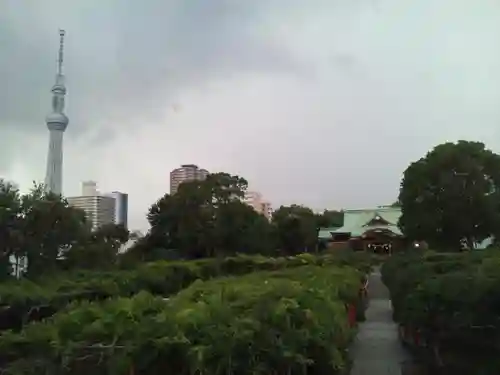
top-left (318, 206), bottom-right (402, 239)
top-left (318, 228), bottom-right (340, 239)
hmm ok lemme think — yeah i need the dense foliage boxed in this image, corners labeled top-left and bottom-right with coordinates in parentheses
top-left (398, 141), bottom-right (500, 250)
top-left (0, 251), bottom-right (373, 332)
top-left (0, 173), bottom-right (344, 278)
top-left (127, 173), bottom-right (342, 261)
top-left (272, 205), bottom-right (319, 254)
top-left (0, 173), bottom-right (367, 374)
top-left (315, 209), bottom-right (344, 228)
top-left (0, 259), bottom-right (370, 375)
top-left (382, 250), bottom-right (500, 373)
top-left (0, 181), bottom-right (131, 279)
top-left (143, 172), bottom-right (273, 259)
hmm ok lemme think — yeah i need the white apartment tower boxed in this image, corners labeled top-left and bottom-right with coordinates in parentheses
top-left (170, 164), bottom-right (209, 194)
top-left (67, 182), bottom-right (116, 230)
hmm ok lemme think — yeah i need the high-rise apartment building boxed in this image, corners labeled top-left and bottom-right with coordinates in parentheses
top-left (243, 190), bottom-right (273, 220)
top-left (109, 191), bottom-right (128, 229)
top-left (170, 164), bottom-right (209, 194)
top-left (67, 182), bottom-right (116, 230)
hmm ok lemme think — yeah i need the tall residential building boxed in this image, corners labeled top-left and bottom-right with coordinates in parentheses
top-left (170, 164), bottom-right (209, 194)
top-left (109, 191), bottom-right (129, 229)
top-left (67, 182), bottom-right (116, 230)
top-left (243, 190), bottom-right (273, 220)
top-left (44, 30), bottom-right (69, 196)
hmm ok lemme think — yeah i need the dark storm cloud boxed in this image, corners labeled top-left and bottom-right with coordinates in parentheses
top-left (0, 0), bottom-right (303, 138)
top-left (4, 0), bottom-right (500, 230)
top-left (0, 23), bottom-right (54, 129)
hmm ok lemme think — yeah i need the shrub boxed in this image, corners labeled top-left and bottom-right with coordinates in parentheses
top-left (381, 250), bottom-right (500, 373)
top-left (0, 265), bottom-right (363, 375)
top-left (0, 251), bottom-right (373, 332)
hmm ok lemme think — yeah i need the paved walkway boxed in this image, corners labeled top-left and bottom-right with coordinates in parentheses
top-left (350, 267), bottom-right (412, 375)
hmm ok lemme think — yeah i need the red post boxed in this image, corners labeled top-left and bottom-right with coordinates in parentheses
top-left (348, 304), bottom-right (356, 327)
top-left (414, 329), bottom-right (420, 346)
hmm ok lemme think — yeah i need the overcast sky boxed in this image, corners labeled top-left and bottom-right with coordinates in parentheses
top-left (2, 0), bottom-right (500, 231)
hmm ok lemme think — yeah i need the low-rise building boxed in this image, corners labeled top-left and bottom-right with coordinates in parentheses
top-left (318, 206), bottom-right (405, 254)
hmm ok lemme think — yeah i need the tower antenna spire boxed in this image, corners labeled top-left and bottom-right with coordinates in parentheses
top-left (57, 29), bottom-right (65, 75)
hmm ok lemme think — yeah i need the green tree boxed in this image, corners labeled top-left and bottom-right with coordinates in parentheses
top-left (20, 183), bottom-right (89, 278)
top-left (0, 180), bottom-right (22, 279)
top-left (148, 180), bottom-right (214, 258)
top-left (0, 180), bottom-right (136, 277)
top-left (398, 141), bottom-right (500, 250)
top-left (315, 209), bottom-right (344, 228)
top-left (212, 200), bottom-right (276, 257)
top-left (91, 223), bottom-right (130, 249)
top-left (63, 224), bottom-right (129, 270)
top-left (272, 205), bottom-right (318, 255)
top-left (203, 172), bottom-right (248, 205)
top-left (145, 172), bottom-right (274, 259)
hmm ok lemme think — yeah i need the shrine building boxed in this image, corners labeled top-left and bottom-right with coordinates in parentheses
top-left (318, 206), bottom-right (406, 254)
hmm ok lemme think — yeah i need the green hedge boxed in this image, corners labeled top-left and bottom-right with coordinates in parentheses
top-left (0, 252), bottom-right (373, 331)
top-left (0, 265), bottom-right (363, 375)
top-left (381, 250), bottom-right (500, 373)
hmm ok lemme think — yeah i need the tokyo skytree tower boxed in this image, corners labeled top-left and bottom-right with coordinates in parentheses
top-left (44, 29), bottom-right (69, 196)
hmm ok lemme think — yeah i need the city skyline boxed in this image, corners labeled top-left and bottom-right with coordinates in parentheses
top-left (3, 1), bottom-right (500, 231)
top-left (67, 181), bottom-right (128, 231)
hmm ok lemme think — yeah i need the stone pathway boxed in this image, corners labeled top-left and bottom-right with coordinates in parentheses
top-left (350, 267), bottom-right (412, 375)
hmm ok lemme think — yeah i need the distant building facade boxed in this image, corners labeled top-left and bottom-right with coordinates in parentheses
top-left (170, 164), bottom-right (209, 194)
top-left (109, 191), bottom-right (128, 229)
top-left (243, 190), bottom-right (273, 220)
top-left (67, 181), bottom-right (116, 230)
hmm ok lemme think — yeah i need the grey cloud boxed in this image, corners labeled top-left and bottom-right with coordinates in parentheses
top-left (3, 0), bottom-right (500, 230)
top-left (0, 0), bottom-right (303, 141)
top-left (0, 25), bottom-right (53, 129)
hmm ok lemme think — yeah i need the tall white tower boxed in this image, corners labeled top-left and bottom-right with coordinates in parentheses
top-left (44, 29), bottom-right (69, 196)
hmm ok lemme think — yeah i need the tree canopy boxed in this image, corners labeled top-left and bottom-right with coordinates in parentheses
top-left (272, 204), bottom-right (319, 255)
top-left (144, 173), bottom-right (276, 259)
top-left (0, 181), bottom-right (131, 279)
top-left (315, 209), bottom-right (344, 228)
top-left (20, 184), bottom-right (89, 277)
top-left (131, 173), bottom-right (342, 261)
top-left (63, 223), bottom-right (130, 271)
top-left (0, 171), bottom-right (343, 277)
top-left (398, 140), bottom-right (500, 250)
